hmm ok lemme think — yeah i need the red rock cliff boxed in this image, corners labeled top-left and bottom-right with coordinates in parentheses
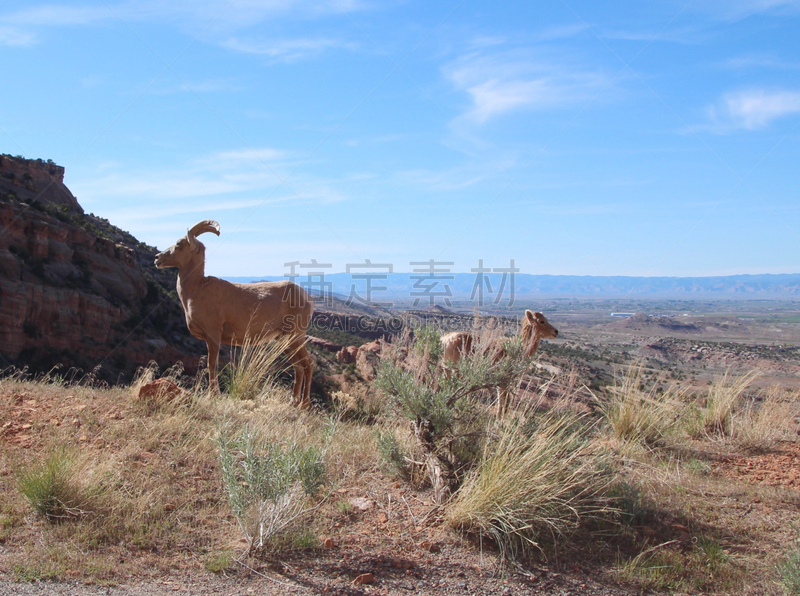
top-left (0, 155), bottom-right (204, 381)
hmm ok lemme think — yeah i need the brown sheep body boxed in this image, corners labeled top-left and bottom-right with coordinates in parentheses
top-left (440, 310), bottom-right (558, 417)
top-left (155, 220), bottom-right (314, 408)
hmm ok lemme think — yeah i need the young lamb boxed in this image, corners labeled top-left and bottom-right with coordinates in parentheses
top-left (440, 310), bottom-right (558, 417)
top-left (155, 220), bottom-right (315, 408)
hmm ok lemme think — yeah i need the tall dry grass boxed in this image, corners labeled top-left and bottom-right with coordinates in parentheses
top-left (445, 406), bottom-right (612, 559)
top-left (222, 335), bottom-right (295, 401)
top-left (600, 365), bottom-right (683, 448)
top-left (732, 385), bottom-right (800, 449)
top-left (688, 370), bottom-right (759, 438)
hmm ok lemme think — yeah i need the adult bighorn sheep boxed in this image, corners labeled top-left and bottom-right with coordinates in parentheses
top-left (440, 310), bottom-right (558, 417)
top-left (155, 220), bottom-right (314, 408)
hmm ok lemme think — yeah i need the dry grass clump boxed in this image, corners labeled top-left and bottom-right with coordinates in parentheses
top-left (222, 335), bottom-right (294, 401)
top-left (15, 447), bottom-right (99, 522)
top-left (732, 385), bottom-right (800, 450)
top-left (600, 365), bottom-right (683, 448)
top-left (446, 407), bottom-right (612, 558)
top-left (692, 370), bottom-right (759, 438)
top-left (330, 388), bottom-right (385, 423)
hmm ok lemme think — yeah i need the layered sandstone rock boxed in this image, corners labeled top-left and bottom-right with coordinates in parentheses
top-left (0, 155), bottom-right (204, 381)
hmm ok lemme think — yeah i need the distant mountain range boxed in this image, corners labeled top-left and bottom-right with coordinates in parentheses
top-left (225, 273), bottom-right (800, 301)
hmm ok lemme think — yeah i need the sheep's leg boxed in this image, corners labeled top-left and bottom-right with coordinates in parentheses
top-left (302, 346), bottom-right (314, 409)
top-left (287, 340), bottom-right (312, 409)
top-left (496, 386), bottom-right (508, 419)
top-left (206, 338), bottom-right (221, 394)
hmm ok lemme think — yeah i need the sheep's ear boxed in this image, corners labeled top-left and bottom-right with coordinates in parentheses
top-left (533, 311), bottom-right (544, 318)
top-left (525, 310), bottom-right (534, 321)
top-left (188, 220), bottom-right (221, 238)
top-left (186, 233), bottom-right (199, 252)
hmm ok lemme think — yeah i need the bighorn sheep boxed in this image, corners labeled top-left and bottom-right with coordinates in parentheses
top-left (155, 220), bottom-right (314, 408)
top-left (441, 310), bottom-right (558, 417)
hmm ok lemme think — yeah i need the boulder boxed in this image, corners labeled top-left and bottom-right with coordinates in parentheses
top-left (336, 345), bottom-right (358, 364)
top-left (356, 340), bottom-right (382, 381)
top-left (136, 379), bottom-right (185, 402)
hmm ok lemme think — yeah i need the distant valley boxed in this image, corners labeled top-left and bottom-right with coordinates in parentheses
top-left (227, 272), bottom-right (800, 301)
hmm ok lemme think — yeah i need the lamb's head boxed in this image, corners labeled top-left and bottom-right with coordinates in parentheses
top-left (155, 220), bottom-right (220, 269)
top-left (524, 310), bottom-right (558, 339)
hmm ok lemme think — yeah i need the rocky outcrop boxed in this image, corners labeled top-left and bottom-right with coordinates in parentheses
top-left (307, 336), bottom-right (343, 353)
top-left (0, 155), bottom-right (205, 382)
top-left (0, 155), bottom-right (81, 211)
top-left (355, 340), bottom-right (382, 381)
top-left (336, 345), bottom-right (358, 364)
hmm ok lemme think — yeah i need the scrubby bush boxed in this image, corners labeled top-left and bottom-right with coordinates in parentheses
top-left (217, 424), bottom-right (327, 557)
top-left (778, 526), bottom-right (800, 595)
top-left (446, 408), bottom-right (612, 559)
top-left (376, 325), bottom-right (538, 502)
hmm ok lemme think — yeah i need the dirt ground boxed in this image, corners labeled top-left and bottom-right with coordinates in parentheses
top-left (3, 314), bottom-right (800, 596)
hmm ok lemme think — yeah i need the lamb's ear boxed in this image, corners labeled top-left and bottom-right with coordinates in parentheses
top-left (188, 220), bottom-right (220, 238)
top-left (525, 310), bottom-right (535, 321)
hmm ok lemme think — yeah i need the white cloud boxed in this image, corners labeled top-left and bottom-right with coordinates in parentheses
top-left (221, 36), bottom-right (357, 61)
top-left (444, 50), bottom-right (607, 125)
top-left (706, 89), bottom-right (800, 131)
top-left (148, 78), bottom-right (243, 95)
top-left (72, 147), bottom-right (348, 225)
top-left (693, 0), bottom-right (798, 20)
top-left (1, 5), bottom-right (111, 26)
top-left (0, 0), bottom-right (364, 53)
top-left (216, 148), bottom-right (287, 162)
top-left (0, 25), bottom-right (36, 46)
top-left (723, 55), bottom-right (800, 70)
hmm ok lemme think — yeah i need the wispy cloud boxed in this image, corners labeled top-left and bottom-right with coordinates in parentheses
top-left (72, 147), bottom-right (349, 227)
top-left (601, 25), bottom-right (705, 45)
top-left (0, 0), bottom-right (364, 54)
top-left (693, 0), bottom-right (799, 20)
top-left (221, 36), bottom-right (357, 61)
top-left (0, 25), bottom-right (36, 46)
top-left (703, 89), bottom-right (800, 131)
top-left (1, 4), bottom-right (111, 26)
top-left (148, 78), bottom-right (243, 95)
top-left (444, 49), bottom-right (608, 125)
top-left (723, 54), bottom-right (800, 70)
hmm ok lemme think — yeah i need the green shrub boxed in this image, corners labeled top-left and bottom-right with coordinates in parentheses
top-left (16, 448), bottom-right (89, 521)
top-left (778, 526), bottom-right (800, 595)
top-left (376, 327), bottom-right (537, 502)
top-left (217, 424), bottom-right (327, 557)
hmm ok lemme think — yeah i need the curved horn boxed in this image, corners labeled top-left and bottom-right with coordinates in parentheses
top-left (187, 220), bottom-right (220, 238)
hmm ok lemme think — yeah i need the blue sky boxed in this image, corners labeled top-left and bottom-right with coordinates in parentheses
top-left (1, 0), bottom-right (799, 278)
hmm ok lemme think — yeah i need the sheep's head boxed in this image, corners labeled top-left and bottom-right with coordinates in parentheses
top-left (155, 220), bottom-right (220, 269)
top-left (524, 310), bottom-right (558, 339)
